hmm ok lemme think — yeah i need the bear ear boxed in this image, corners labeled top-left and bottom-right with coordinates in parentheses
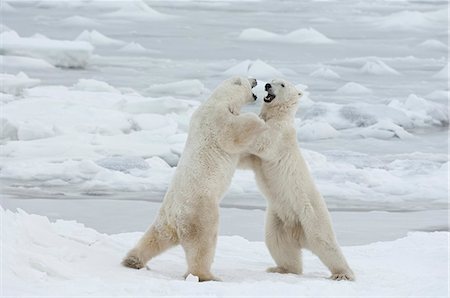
top-left (232, 77), bottom-right (242, 86)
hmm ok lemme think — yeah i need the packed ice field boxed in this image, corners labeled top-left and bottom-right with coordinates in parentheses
top-left (0, 0), bottom-right (449, 296)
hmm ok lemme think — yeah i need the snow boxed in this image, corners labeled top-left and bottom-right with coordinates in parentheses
top-left (309, 66), bottom-right (341, 79)
top-left (2, 208), bottom-right (448, 297)
top-left (145, 79), bottom-right (208, 97)
top-left (417, 39), bottom-right (448, 51)
top-left (72, 78), bottom-right (120, 94)
top-left (433, 63), bottom-right (448, 79)
top-left (76, 30), bottom-right (125, 47)
top-left (119, 41), bottom-right (154, 54)
top-left (336, 82), bottom-right (372, 94)
top-left (374, 9), bottom-right (447, 31)
top-left (0, 30), bottom-right (94, 68)
top-left (0, 72), bottom-right (40, 95)
top-left (297, 120), bottom-right (340, 141)
top-left (359, 60), bottom-right (400, 76)
top-left (102, 0), bottom-right (173, 21)
top-left (60, 15), bottom-right (102, 27)
top-left (223, 59), bottom-right (284, 80)
top-left (239, 27), bottom-right (335, 44)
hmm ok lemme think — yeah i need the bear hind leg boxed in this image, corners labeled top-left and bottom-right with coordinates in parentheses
top-left (180, 206), bottom-right (220, 282)
top-left (265, 211), bottom-right (302, 275)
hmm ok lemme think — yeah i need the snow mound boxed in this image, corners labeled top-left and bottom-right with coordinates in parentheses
top-left (297, 120), bottom-right (339, 141)
top-left (3, 208), bottom-right (448, 297)
top-left (359, 120), bottom-right (413, 139)
top-left (0, 30), bottom-right (93, 68)
top-left (76, 30), bottom-right (125, 47)
top-left (433, 63), bottom-right (448, 79)
top-left (102, 0), bottom-right (172, 21)
top-left (417, 39), bottom-right (448, 51)
top-left (375, 9), bottom-right (447, 31)
top-left (360, 60), bottom-right (400, 75)
top-left (72, 79), bottom-right (120, 94)
top-left (309, 66), bottom-right (340, 79)
top-left (336, 82), bottom-right (372, 94)
top-left (223, 59), bottom-right (283, 80)
top-left (239, 27), bottom-right (334, 44)
top-left (118, 42), bottom-right (156, 54)
top-left (388, 94), bottom-right (448, 127)
top-left (61, 15), bottom-right (102, 27)
top-left (145, 80), bottom-right (208, 97)
top-left (0, 72), bottom-right (40, 95)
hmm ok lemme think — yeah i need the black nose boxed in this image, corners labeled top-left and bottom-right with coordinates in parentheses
top-left (265, 83), bottom-right (271, 91)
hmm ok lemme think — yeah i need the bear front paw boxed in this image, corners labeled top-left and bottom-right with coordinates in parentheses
top-left (330, 272), bottom-right (355, 281)
top-left (122, 255), bottom-right (145, 269)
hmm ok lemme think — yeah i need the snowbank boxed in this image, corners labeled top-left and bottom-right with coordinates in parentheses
top-left (309, 66), bottom-right (341, 79)
top-left (119, 41), bottom-right (155, 54)
top-left (359, 60), bottom-right (400, 75)
top-left (72, 79), bottom-right (120, 94)
top-left (0, 72), bottom-right (40, 95)
top-left (76, 30), bottom-right (125, 47)
top-left (223, 59), bottom-right (283, 80)
top-left (0, 30), bottom-right (93, 68)
top-left (297, 120), bottom-right (339, 141)
top-left (374, 9), bottom-right (447, 31)
top-left (3, 208), bottom-right (448, 297)
top-left (102, 0), bottom-right (173, 21)
top-left (336, 82), bottom-right (372, 94)
top-left (145, 80), bottom-right (208, 97)
top-left (417, 39), bottom-right (448, 51)
top-left (61, 15), bottom-right (102, 27)
top-left (433, 63), bottom-right (448, 79)
top-left (239, 27), bottom-right (334, 44)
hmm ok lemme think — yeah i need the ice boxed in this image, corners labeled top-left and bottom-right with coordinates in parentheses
top-left (433, 63), bottom-right (448, 79)
top-left (239, 27), bottom-right (334, 44)
top-left (388, 94), bottom-right (448, 127)
top-left (2, 208), bottom-right (448, 297)
top-left (223, 59), bottom-right (284, 80)
top-left (359, 60), bottom-right (400, 76)
top-left (0, 72), bottom-right (40, 95)
top-left (72, 79), bottom-right (120, 94)
top-left (336, 82), bottom-right (372, 94)
top-left (359, 120), bottom-right (413, 140)
top-left (309, 66), bottom-right (341, 79)
top-left (0, 55), bottom-right (55, 70)
top-left (60, 15), bottom-right (102, 27)
top-left (1, 1), bottom-right (15, 12)
top-left (417, 39), bottom-right (448, 51)
top-left (145, 80), bottom-right (208, 97)
top-left (96, 156), bottom-right (150, 172)
top-left (118, 42), bottom-right (155, 54)
top-left (297, 120), bottom-right (339, 141)
top-left (102, 0), bottom-right (173, 21)
top-left (0, 30), bottom-right (94, 68)
top-left (374, 9), bottom-right (447, 31)
top-left (76, 30), bottom-right (125, 47)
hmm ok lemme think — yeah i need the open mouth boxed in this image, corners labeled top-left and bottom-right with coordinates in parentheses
top-left (252, 93), bottom-right (257, 100)
top-left (264, 93), bottom-right (276, 103)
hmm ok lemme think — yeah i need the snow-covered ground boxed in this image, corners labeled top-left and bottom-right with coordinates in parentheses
top-left (0, 0), bottom-right (448, 295)
top-left (3, 208), bottom-right (449, 296)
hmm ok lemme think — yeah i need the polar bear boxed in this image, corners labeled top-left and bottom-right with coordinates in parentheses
top-left (122, 77), bottom-right (265, 282)
top-left (239, 79), bottom-right (355, 281)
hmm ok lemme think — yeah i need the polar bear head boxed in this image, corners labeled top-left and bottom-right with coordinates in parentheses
top-left (263, 79), bottom-right (303, 107)
top-left (209, 77), bottom-right (258, 111)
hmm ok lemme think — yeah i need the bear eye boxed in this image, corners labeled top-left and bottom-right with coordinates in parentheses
top-left (281, 84), bottom-right (285, 87)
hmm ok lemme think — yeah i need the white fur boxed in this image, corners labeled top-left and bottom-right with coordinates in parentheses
top-left (122, 77), bottom-right (265, 282)
top-left (240, 79), bottom-right (355, 281)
